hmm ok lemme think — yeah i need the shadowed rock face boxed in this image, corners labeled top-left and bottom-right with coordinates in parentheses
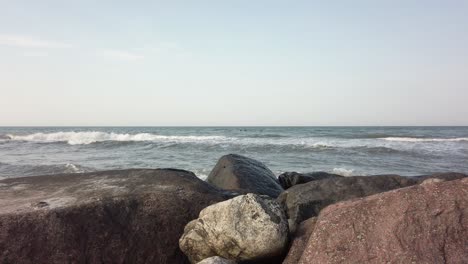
top-left (297, 177), bottom-right (468, 264)
top-left (278, 171), bottom-right (343, 189)
top-left (278, 173), bottom-right (467, 226)
top-left (207, 154), bottom-right (283, 198)
top-left (0, 169), bottom-right (231, 264)
top-left (282, 217), bottom-right (317, 264)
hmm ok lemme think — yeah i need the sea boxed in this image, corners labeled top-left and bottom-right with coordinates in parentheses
top-left (0, 127), bottom-right (467, 180)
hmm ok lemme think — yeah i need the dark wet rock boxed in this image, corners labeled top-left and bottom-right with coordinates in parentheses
top-left (0, 169), bottom-right (231, 264)
top-left (297, 178), bottom-right (468, 263)
top-left (278, 172), bottom-right (467, 226)
top-left (278, 171), bottom-right (343, 189)
top-left (409, 171), bottom-right (468, 182)
top-left (207, 154), bottom-right (283, 198)
top-left (179, 193), bottom-right (288, 263)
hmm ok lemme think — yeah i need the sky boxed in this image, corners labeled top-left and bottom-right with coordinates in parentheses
top-left (0, 0), bottom-right (467, 126)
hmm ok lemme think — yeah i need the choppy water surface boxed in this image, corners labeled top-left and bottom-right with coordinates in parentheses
top-left (0, 127), bottom-right (467, 179)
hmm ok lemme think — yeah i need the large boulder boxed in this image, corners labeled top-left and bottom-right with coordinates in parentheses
top-left (278, 173), bottom-right (467, 226)
top-left (179, 193), bottom-right (289, 263)
top-left (0, 169), bottom-right (231, 264)
top-left (278, 171), bottom-right (343, 189)
top-left (297, 177), bottom-right (468, 263)
top-left (207, 154), bottom-right (283, 198)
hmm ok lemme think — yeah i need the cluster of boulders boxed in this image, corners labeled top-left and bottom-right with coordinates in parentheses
top-left (0, 154), bottom-right (467, 263)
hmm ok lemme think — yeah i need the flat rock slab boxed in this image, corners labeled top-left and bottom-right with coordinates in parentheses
top-left (0, 169), bottom-right (229, 264)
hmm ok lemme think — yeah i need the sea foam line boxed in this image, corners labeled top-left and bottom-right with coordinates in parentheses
top-left (381, 137), bottom-right (468, 142)
top-left (4, 131), bottom-right (337, 148)
top-left (6, 132), bottom-right (229, 145)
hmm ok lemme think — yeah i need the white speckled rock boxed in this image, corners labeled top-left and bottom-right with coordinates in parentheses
top-left (179, 193), bottom-right (288, 263)
top-left (196, 256), bottom-right (237, 264)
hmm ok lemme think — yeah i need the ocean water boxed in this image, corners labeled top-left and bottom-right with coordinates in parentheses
top-left (0, 127), bottom-right (467, 180)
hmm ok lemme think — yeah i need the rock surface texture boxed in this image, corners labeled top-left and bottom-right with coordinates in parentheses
top-left (207, 154), bottom-right (283, 198)
top-left (297, 177), bottom-right (468, 264)
top-left (179, 193), bottom-right (289, 263)
top-left (282, 217), bottom-right (317, 264)
top-left (278, 173), bottom-right (467, 225)
top-left (197, 256), bottom-right (237, 264)
top-left (0, 169), bottom-right (230, 264)
top-left (278, 171), bottom-right (343, 189)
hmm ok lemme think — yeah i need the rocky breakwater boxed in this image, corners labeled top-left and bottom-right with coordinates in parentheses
top-left (0, 169), bottom-right (232, 264)
top-left (1, 153), bottom-right (467, 264)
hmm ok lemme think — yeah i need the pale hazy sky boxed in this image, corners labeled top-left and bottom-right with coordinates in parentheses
top-left (1, 1), bottom-right (467, 126)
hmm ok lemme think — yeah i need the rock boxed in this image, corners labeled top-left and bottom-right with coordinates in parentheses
top-left (421, 177), bottom-right (445, 185)
top-left (0, 169), bottom-right (231, 264)
top-left (297, 177), bottom-right (468, 264)
top-left (282, 217), bottom-right (317, 264)
top-left (207, 154), bottom-right (283, 198)
top-left (278, 173), bottom-right (467, 225)
top-left (197, 256), bottom-right (237, 264)
top-left (179, 193), bottom-right (289, 263)
top-left (278, 171), bottom-right (343, 189)
top-left (410, 172), bottom-right (467, 182)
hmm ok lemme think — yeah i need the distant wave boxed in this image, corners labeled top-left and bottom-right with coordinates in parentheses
top-left (5, 132), bottom-right (229, 145)
top-left (245, 134), bottom-right (288, 138)
top-left (7, 132), bottom-right (465, 152)
top-left (350, 133), bottom-right (414, 139)
top-left (4, 131), bottom-right (337, 149)
top-left (350, 146), bottom-right (401, 154)
top-left (381, 137), bottom-right (468, 142)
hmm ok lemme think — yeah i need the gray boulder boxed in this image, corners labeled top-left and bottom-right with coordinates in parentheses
top-left (278, 172), bottom-right (467, 226)
top-left (207, 154), bottom-right (283, 198)
top-left (0, 169), bottom-right (231, 264)
top-left (278, 171), bottom-right (343, 189)
top-left (179, 193), bottom-right (289, 263)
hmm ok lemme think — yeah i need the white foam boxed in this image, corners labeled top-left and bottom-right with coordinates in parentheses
top-left (332, 167), bottom-right (354, 177)
top-left (381, 137), bottom-right (468, 142)
top-left (7, 132), bottom-right (229, 145)
top-left (5, 131), bottom-right (338, 148)
top-left (64, 163), bottom-right (85, 173)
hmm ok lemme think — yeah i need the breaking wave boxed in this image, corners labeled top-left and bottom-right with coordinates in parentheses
top-left (381, 137), bottom-right (468, 142)
top-left (4, 131), bottom-right (336, 149)
top-left (5, 132), bottom-right (229, 145)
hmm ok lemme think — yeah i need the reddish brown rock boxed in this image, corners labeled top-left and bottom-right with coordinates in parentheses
top-left (278, 172), bottom-right (467, 226)
top-left (297, 177), bottom-right (468, 264)
top-left (282, 217), bottom-right (317, 264)
top-left (0, 169), bottom-right (231, 264)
